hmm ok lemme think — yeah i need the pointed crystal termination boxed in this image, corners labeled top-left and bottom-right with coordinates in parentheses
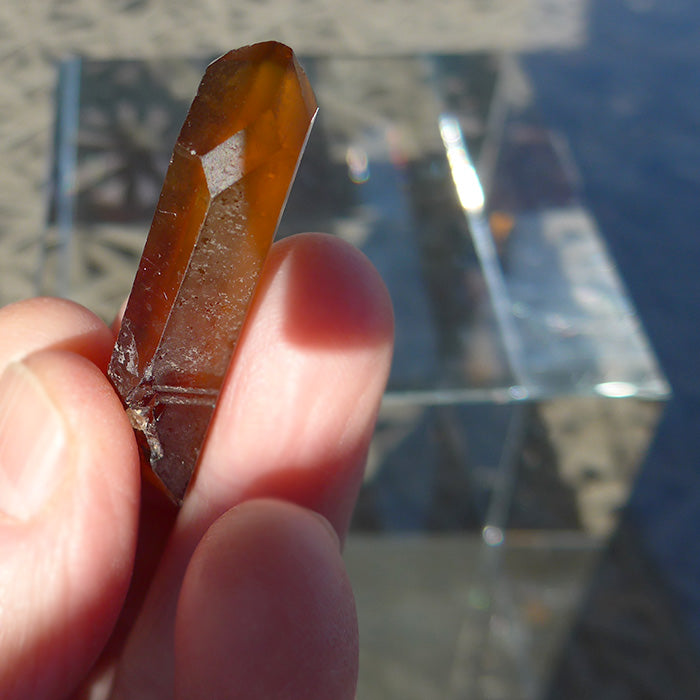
top-left (108, 42), bottom-right (317, 504)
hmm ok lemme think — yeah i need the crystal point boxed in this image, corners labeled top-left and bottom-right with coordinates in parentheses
top-left (108, 42), bottom-right (317, 503)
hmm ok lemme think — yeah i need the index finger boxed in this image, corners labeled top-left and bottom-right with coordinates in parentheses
top-left (191, 231), bottom-right (395, 536)
top-left (110, 232), bottom-right (394, 699)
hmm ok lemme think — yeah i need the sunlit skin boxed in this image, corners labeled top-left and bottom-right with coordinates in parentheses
top-left (0, 232), bottom-right (394, 699)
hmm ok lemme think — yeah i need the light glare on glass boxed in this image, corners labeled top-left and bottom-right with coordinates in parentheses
top-left (439, 114), bottom-right (485, 213)
top-left (594, 381), bottom-right (638, 398)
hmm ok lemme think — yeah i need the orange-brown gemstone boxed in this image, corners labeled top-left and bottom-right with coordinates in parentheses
top-left (108, 42), bottom-right (317, 503)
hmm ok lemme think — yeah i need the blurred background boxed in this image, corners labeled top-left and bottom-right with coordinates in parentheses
top-left (1, 1), bottom-right (699, 698)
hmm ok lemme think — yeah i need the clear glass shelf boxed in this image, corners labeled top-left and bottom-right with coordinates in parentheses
top-left (43, 53), bottom-right (669, 405)
top-left (44, 52), bottom-right (670, 700)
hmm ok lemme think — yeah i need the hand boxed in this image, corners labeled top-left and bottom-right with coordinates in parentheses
top-left (0, 233), bottom-right (394, 699)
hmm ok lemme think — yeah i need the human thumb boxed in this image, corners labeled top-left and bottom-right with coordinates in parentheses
top-left (0, 351), bottom-right (140, 699)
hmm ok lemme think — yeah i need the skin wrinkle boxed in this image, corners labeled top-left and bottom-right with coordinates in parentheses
top-left (0, 346), bottom-right (139, 699)
top-left (0, 365), bottom-right (73, 526)
top-left (21, 355), bottom-right (126, 525)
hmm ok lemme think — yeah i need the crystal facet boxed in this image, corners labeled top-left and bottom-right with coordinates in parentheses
top-left (108, 42), bottom-right (317, 503)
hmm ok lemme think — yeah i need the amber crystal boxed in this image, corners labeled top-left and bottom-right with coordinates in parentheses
top-left (108, 42), bottom-right (317, 503)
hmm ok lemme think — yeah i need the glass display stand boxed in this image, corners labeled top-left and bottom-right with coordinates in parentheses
top-left (44, 53), bottom-right (669, 699)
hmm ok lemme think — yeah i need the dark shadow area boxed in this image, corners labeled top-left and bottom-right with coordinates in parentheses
top-left (526, 0), bottom-right (700, 683)
top-left (545, 517), bottom-right (700, 699)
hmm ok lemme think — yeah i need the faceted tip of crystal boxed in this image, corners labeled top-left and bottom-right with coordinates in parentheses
top-left (221, 41), bottom-right (293, 65)
top-left (182, 41), bottom-right (315, 160)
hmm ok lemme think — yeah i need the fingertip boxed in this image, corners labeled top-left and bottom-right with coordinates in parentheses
top-left (266, 232), bottom-right (395, 350)
top-left (199, 232), bottom-right (394, 537)
top-left (111, 298), bottom-right (128, 337)
top-left (175, 499), bottom-right (358, 700)
top-left (0, 297), bottom-right (114, 373)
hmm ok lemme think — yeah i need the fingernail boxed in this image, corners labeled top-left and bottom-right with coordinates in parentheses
top-left (309, 510), bottom-right (341, 550)
top-left (0, 362), bottom-right (68, 520)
